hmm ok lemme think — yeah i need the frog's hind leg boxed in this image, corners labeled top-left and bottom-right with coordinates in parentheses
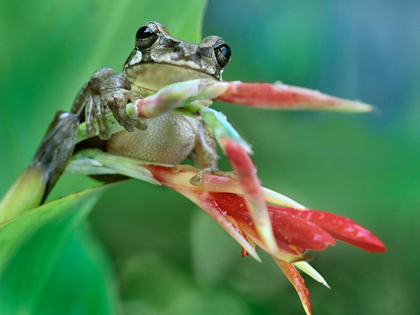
top-left (0, 111), bottom-right (79, 218)
top-left (181, 121), bottom-right (236, 186)
top-left (2, 68), bottom-right (115, 209)
top-left (32, 111), bottom-right (79, 201)
top-left (195, 121), bottom-right (219, 170)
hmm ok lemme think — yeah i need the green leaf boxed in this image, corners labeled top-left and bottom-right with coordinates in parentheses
top-left (119, 253), bottom-right (252, 315)
top-left (0, 184), bottom-right (115, 314)
top-left (34, 224), bottom-right (118, 314)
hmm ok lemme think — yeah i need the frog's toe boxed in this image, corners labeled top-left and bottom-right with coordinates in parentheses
top-left (98, 125), bottom-right (112, 140)
top-left (212, 169), bottom-right (237, 180)
top-left (173, 165), bottom-right (235, 186)
top-left (85, 124), bottom-right (97, 138)
top-left (117, 107), bottom-right (146, 131)
top-left (189, 168), bottom-right (210, 185)
top-left (104, 92), bottom-right (146, 132)
top-left (83, 95), bottom-right (113, 139)
top-left (117, 100), bottom-right (149, 131)
top-left (93, 95), bottom-right (112, 140)
top-left (84, 95), bottom-right (97, 138)
top-left (190, 167), bottom-right (236, 186)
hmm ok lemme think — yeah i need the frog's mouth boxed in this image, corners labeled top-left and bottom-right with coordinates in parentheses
top-left (125, 62), bottom-right (219, 92)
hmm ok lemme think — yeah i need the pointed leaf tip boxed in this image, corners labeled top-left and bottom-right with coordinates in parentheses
top-left (294, 261), bottom-right (330, 289)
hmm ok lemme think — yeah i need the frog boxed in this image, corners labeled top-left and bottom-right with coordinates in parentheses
top-left (71, 21), bottom-right (231, 171)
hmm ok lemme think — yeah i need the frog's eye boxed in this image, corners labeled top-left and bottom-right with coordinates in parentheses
top-left (214, 40), bottom-right (231, 68)
top-left (135, 26), bottom-right (159, 50)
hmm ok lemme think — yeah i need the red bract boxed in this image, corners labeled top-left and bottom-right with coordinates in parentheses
top-left (276, 207), bottom-right (386, 253)
top-left (136, 163), bottom-right (385, 315)
top-left (208, 192), bottom-right (335, 254)
top-left (212, 81), bottom-right (372, 113)
top-left (221, 137), bottom-right (279, 255)
top-left (131, 80), bottom-right (373, 119)
top-left (206, 192), bottom-right (385, 254)
top-left (215, 81), bottom-right (371, 112)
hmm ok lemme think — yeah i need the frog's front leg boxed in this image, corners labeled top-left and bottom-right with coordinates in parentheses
top-left (100, 72), bottom-right (147, 133)
top-left (71, 68), bottom-right (145, 140)
top-left (71, 67), bottom-right (116, 139)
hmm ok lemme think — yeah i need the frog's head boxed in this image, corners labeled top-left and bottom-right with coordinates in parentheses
top-left (124, 21), bottom-right (231, 91)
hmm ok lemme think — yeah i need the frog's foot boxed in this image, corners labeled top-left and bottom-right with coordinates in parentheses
top-left (71, 67), bottom-right (115, 116)
top-left (172, 164), bottom-right (236, 186)
top-left (103, 91), bottom-right (147, 133)
top-left (84, 95), bottom-right (112, 140)
top-left (190, 167), bottom-right (236, 186)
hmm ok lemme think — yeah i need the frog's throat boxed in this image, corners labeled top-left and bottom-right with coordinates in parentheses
top-left (125, 63), bottom-right (219, 91)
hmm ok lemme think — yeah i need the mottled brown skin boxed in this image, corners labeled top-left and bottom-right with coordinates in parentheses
top-left (72, 21), bottom-right (230, 169)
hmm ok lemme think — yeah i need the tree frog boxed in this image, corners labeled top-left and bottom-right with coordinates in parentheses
top-left (71, 21), bottom-right (231, 170)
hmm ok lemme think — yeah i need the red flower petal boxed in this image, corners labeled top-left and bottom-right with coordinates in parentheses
top-left (273, 207), bottom-right (386, 253)
top-left (209, 192), bottom-right (335, 253)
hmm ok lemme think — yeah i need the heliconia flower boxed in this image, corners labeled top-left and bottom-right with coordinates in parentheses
top-left (0, 47), bottom-right (383, 313)
top-left (67, 148), bottom-right (385, 315)
top-left (66, 78), bottom-right (383, 314)
top-left (147, 165), bottom-right (385, 315)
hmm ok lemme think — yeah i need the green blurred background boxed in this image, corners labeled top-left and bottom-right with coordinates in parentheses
top-left (1, 0), bottom-right (419, 314)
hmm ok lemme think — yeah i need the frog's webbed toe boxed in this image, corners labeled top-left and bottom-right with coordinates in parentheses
top-left (94, 95), bottom-right (112, 139)
top-left (190, 167), bottom-right (236, 186)
top-left (84, 95), bottom-right (112, 140)
top-left (172, 164), bottom-right (236, 186)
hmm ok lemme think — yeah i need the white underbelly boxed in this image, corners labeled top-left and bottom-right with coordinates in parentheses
top-left (106, 113), bottom-right (198, 165)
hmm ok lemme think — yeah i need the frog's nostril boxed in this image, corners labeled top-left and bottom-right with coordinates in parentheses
top-left (173, 42), bottom-right (183, 52)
